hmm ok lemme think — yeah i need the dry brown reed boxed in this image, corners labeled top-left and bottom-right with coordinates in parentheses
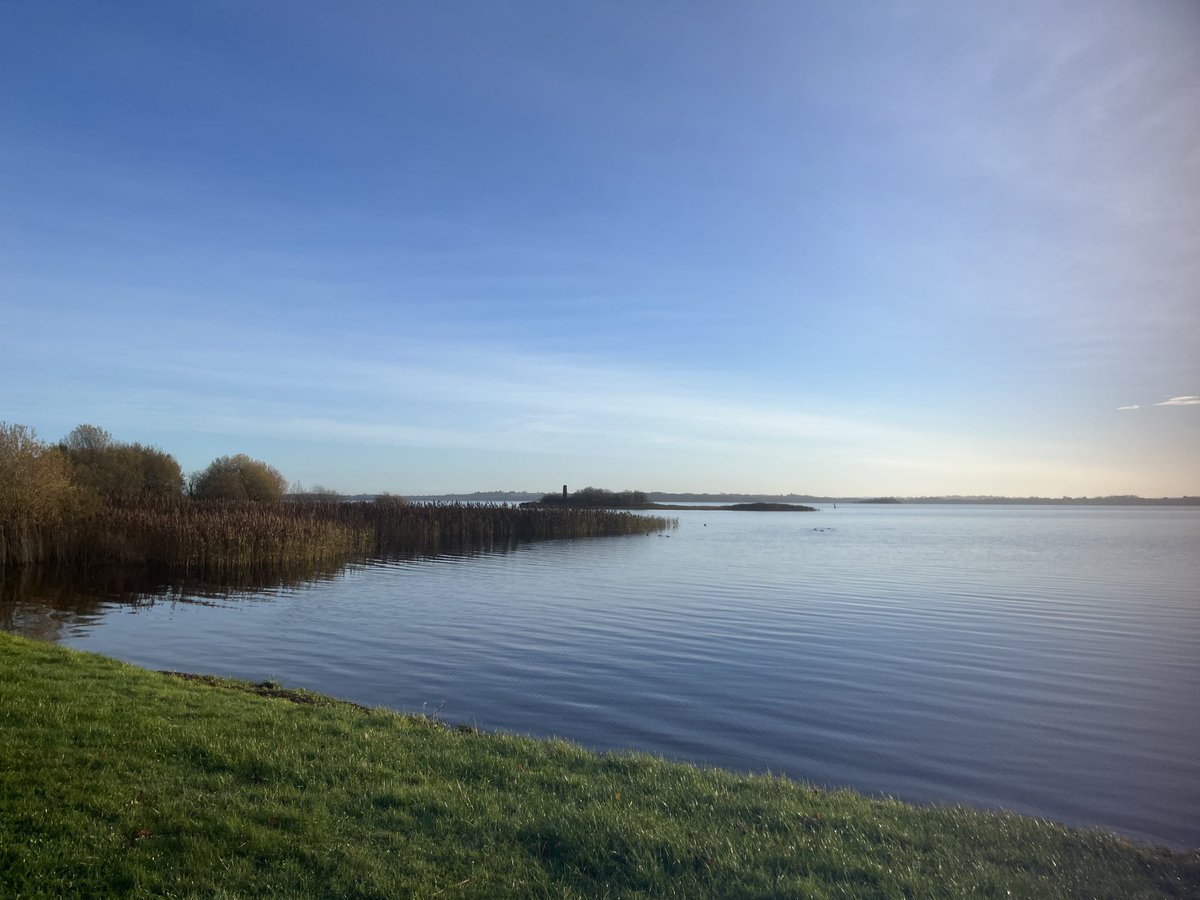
top-left (1, 499), bottom-right (674, 580)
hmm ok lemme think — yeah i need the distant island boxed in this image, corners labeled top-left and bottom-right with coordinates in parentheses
top-left (518, 487), bottom-right (816, 512)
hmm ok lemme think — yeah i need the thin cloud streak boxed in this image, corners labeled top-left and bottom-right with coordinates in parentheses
top-left (1155, 396), bottom-right (1200, 406)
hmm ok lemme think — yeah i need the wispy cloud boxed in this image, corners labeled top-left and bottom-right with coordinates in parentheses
top-left (1155, 396), bottom-right (1200, 406)
top-left (1117, 405), bottom-right (1140, 411)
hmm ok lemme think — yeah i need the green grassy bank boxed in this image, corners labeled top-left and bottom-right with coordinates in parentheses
top-left (1, 634), bottom-right (1196, 899)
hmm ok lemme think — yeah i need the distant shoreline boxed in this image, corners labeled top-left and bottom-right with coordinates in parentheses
top-left (401, 492), bottom-right (1200, 507)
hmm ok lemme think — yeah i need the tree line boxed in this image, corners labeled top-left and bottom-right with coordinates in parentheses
top-left (1, 422), bottom-right (291, 523)
top-left (0, 421), bottom-right (299, 557)
top-left (0, 422), bottom-right (674, 574)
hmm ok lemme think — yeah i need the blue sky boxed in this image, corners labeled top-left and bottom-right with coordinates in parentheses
top-left (3, 1), bottom-right (1197, 495)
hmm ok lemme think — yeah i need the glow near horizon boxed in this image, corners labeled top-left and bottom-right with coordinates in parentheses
top-left (1, 2), bottom-right (1197, 496)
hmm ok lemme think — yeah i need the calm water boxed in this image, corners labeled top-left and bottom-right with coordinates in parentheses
top-left (3, 505), bottom-right (1198, 848)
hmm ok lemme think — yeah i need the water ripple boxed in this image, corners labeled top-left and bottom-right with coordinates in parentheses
top-left (4, 504), bottom-right (1198, 848)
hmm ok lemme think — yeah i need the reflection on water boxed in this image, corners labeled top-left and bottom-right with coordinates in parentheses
top-left (0, 562), bottom-right (342, 642)
top-left (3, 506), bottom-right (1198, 849)
top-left (0, 545), bottom-right (526, 642)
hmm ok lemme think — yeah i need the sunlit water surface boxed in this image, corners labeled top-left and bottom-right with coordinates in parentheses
top-left (4, 505), bottom-right (1198, 848)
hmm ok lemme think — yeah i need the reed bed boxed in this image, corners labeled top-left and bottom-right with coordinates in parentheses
top-left (302, 499), bottom-right (674, 553)
top-left (1, 499), bottom-right (674, 580)
top-left (7, 500), bottom-right (369, 576)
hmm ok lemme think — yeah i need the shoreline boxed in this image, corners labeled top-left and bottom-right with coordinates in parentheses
top-left (3, 632), bottom-right (1196, 897)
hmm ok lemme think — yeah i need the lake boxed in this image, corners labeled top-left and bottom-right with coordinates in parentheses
top-left (3, 504), bottom-right (1197, 849)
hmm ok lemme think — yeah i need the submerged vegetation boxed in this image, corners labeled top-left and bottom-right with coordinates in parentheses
top-left (2, 634), bottom-right (1195, 898)
top-left (0, 423), bottom-right (672, 576)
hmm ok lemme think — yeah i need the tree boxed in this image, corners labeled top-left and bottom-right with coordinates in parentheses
top-left (286, 482), bottom-right (343, 504)
top-left (62, 423), bottom-right (114, 453)
top-left (131, 444), bottom-right (185, 498)
top-left (537, 486), bottom-right (649, 507)
top-left (306, 485), bottom-right (342, 503)
top-left (59, 424), bottom-right (183, 503)
top-left (0, 423), bottom-right (77, 527)
top-left (190, 454), bottom-right (288, 502)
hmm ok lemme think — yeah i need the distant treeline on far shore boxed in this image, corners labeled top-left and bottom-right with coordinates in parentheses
top-left (0, 423), bottom-right (673, 575)
top-left (408, 490), bottom-right (1200, 506)
top-left (849, 495), bottom-right (1200, 505)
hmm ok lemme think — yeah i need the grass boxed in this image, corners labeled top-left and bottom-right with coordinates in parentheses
top-left (1, 634), bottom-right (1196, 898)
